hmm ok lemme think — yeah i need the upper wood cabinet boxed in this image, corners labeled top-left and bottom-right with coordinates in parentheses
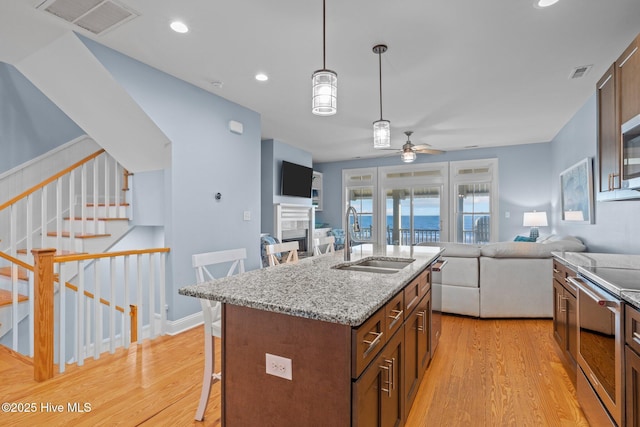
top-left (597, 32), bottom-right (640, 197)
top-left (597, 64), bottom-right (620, 192)
top-left (617, 34), bottom-right (640, 125)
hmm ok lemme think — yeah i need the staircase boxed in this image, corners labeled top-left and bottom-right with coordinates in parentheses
top-left (0, 149), bottom-right (132, 342)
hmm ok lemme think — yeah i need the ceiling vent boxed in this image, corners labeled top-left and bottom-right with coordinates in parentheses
top-left (36, 0), bottom-right (138, 35)
top-left (569, 65), bottom-right (593, 80)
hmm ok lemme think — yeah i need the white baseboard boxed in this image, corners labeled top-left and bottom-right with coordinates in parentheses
top-left (164, 311), bottom-right (204, 335)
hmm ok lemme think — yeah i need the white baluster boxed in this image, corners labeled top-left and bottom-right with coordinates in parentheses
top-left (110, 257), bottom-right (116, 354)
top-left (137, 253), bottom-right (143, 345)
top-left (56, 178), bottom-right (62, 252)
top-left (28, 270), bottom-right (34, 357)
top-left (114, 159), bottom-right (120, 216)
top-left (41, 185), bottom-right (47, 248)
top-left (94, 258), bottom-right (101, 359)
top-left (93, 157), bottom-right (99, 233)
top-left (123, 254), bottom-right (130, 349)
top-left (81, 163), bottom-right (87, 236)
top-left (69, 169), bottom-right (76, 250)
top-left (149, 253), bottom-right (155, 338)
top-left (59, 262), bottom-right (66, 373)
top-left (10, 205), bottom-right (17, 351)
top-left (104, 156), bottom-right (110, 219)
top-left (160, 252), bottom-right (166, 336)
top-left (77, 259), bottom-right (85, 366)
top-left (26, 194), bottom-right (33, 264)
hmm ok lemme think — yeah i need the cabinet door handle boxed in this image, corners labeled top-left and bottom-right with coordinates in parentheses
top-left (389, 357), bottom-right (396, 391)
top-left (379, 362), bottom-right (392, 397)
top-left (363, 331), bottom-right (383, 357)
top-left (608, 173), bottom-right (612, 191)
top-left (633, 331), bottom-right (640, 346)
top-left (612, 173), bottom-right (620, 190)
top-left (560, 295), bottom-right (567, 313)
top-left (388, 309), bottom-right (403, 328)
top-left (553, 268), bottom-right (560, 274)
top-left (417, 311), bottom-right (424, 332)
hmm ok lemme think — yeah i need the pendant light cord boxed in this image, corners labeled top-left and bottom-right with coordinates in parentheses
top-left (322, 0), bottom-right (326, 69)
top-left (378, 50), bottom-right (383, 120)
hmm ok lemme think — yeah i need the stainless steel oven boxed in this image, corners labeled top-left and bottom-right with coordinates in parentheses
top-left (570, 275), bottom-right (623, 426)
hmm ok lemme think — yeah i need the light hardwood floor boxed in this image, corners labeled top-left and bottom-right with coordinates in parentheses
top-left (0, 315), bottom-right (587, 426)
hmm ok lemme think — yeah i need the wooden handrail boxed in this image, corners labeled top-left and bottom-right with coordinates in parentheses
top-left (0, 251), bottom-right (35, 272)
top-left (54, 247), bottom-right (170, 263)
top-left (0, 149), bottom-right (106, 212)
top-left (0, 251), bottom-right (129, 313)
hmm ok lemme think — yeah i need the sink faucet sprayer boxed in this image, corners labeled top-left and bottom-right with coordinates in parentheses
top-left (345, 205), bottom-right (360, 261)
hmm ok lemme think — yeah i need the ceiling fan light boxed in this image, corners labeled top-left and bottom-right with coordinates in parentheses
top-left (312, 69), bottom-right (337, 116)
top-left (373, 120), bottom-right (391, 149)
top-left (401, 148), bottom-right (416, 163)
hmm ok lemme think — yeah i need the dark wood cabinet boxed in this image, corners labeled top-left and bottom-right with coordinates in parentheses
top-left (552, 258), bottom-right (578, 383)
top-left (617, 34), bottom-right (640, 126)
top-left (597, 64), bottom-right (620, 192)
top-left (354, 326), bottom-right (404, 427)
top-left (403, 291), bottom-right (430, 419)
top-left (626, 305), bottom-right (640, 427)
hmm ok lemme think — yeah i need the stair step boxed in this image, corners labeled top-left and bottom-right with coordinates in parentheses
top-left (0, 267), bottom-right (29, 281)
top-left (0, 289), bottom-right (28, 307)
top-left (0, 343), bottom-right (33, 366)
top-left (86, 202), bottom-right (130, 207)
top-left (17, 249), bottom-right (86, 256)
top-left (46, 231), bottom-right (111, 239)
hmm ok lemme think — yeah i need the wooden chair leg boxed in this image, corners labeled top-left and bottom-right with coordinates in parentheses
top-left (195, 332), bottom-right (216, 421)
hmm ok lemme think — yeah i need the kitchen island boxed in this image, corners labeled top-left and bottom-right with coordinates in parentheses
top-left (179, 244), bottom-right (443, 426)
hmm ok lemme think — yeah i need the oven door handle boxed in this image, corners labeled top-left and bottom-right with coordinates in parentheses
top-left (568, 277), bottom-right (619, 311)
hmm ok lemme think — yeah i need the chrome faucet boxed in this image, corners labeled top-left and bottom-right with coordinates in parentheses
top-left (344, 205), bottom-right (361, 261)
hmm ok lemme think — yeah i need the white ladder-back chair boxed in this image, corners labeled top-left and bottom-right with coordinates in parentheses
top-left (313, 235), bottom-right (336, 256)
top-left (192, 248), bottom-right (247, 421)
top-left (265, 241), bottom-right (299, 266)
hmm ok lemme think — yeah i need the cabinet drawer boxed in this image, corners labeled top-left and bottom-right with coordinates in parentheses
top-left (552, 260), bottom-right (577, 296)
top-left (419, 269), bottom-right (431, 297)
top-left (626, 305), bottom-right (640, 355)
top-left (385, 292), bottom-right (404, 338)
top-left (404, 277), bottom-right (421, 315)
top-left (353, 306), bottom-right (387, 378)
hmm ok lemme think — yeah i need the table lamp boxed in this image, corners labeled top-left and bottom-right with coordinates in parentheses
top-left (523, 211), bottom-right (548, 240)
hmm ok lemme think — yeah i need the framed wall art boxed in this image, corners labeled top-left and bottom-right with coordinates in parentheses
top-left (560, 157), bottom-right (594, 223)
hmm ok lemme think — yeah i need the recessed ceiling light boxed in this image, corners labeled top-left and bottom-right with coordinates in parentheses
top-left (255, 73), bottom-right (269, 82)
top-left (170, 21), bottom-right (189, 33)
top-left (535, 0), bottom-right (560, 8)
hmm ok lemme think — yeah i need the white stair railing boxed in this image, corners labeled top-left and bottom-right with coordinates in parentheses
top-left (30, 248), bottom-right (169, 380)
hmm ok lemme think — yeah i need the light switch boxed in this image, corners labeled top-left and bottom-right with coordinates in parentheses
top-left (243, 211), bottom-right (251, 221)
top-left (505, 211), bottom-right (510, 219)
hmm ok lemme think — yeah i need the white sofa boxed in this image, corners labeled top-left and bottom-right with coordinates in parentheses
top-left (423, 236), bottom-right (586, 318)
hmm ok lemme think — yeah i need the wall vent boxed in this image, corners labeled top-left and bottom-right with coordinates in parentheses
top-left (36, 0), bottom-right (138, 35)
top-left (569, 65), bottom-right (593, 79)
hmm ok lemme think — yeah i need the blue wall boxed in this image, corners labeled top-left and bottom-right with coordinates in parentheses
top-left (81, 38), bottom-right (262, 321)
top-left (314, 142), bottom-right (552, 242)
top-left (0, 62), bottom-right (83, 174)
top-left (551, 94), bottom-right (640, 253)
top-left (260, 138), bottom-right (313, 235)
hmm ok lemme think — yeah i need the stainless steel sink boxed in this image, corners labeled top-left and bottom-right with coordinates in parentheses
top-left (332, 257), bottom-right (414, 274)
top-left (354, 259), bottom-right (413, 269)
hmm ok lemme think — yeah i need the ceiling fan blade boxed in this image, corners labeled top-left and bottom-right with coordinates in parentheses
top-left (414, 147), bottom-right (446, 155)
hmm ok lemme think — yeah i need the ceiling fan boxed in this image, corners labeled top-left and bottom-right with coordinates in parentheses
top-left (386, 131), bottom-right (445, 163)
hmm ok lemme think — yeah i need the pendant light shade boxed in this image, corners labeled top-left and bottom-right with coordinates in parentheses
top-left (312, 0), bottom-right (337, 116)
top-left (312, 69), bottom-right (337, 115)
top-left (373, 120), bottom-right (391, 149)
top-left (373, 44), bottom-right (390, 148)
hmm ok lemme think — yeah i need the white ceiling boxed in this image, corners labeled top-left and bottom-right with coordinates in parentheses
top-left (3, 0), bottom-right (640, 162)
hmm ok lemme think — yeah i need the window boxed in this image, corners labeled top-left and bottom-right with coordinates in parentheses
top-left (450, 159), bottom-right (498, 244)
top-left (343, 168), bottom-right (376, 243)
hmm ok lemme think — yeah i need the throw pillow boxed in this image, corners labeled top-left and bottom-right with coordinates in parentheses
top-left (514, 235), bottom-right (536, 242)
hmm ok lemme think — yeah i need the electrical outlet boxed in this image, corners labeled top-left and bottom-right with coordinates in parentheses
top-left (243, 211), bottom-right (251, 221)
top-left (265, 353), bottom-right (292, 380)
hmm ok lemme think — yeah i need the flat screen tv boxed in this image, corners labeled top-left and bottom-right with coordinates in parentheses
top-left (281, 161), bottom-right (313, 198)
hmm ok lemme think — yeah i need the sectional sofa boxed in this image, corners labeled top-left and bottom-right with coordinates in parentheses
top-left (420, 236), bottom-right (587, 318)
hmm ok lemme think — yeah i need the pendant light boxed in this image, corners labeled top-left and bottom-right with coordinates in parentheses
top-left (373, 44), bottom-right (390, 148)
top-left (311, 0), bottom-right (337, 116)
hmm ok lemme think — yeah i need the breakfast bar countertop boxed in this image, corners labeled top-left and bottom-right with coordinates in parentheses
top-left (178, 244), bottom-right (443, 327)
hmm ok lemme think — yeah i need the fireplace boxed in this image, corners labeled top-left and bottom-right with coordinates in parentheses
top-left (274, 204), bottom-right (315, 256)
top-left (281, 229), bottom-right (309, 255)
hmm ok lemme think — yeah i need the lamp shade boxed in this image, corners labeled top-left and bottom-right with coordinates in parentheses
top-left (312, 69), bottom-right (337, 116)
top-left (373, 119), bottom-right (391, 148)
top-left (523, 211), bottom-right (548, 227)
top-left (401, 148), bottom-right (416, 163)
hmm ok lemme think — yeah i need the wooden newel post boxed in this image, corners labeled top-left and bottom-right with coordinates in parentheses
top-left (32, 248), bottom-right (57, 382)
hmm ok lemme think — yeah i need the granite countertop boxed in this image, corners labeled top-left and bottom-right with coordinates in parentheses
top-left (179, 244), bottom-right (443, 326)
